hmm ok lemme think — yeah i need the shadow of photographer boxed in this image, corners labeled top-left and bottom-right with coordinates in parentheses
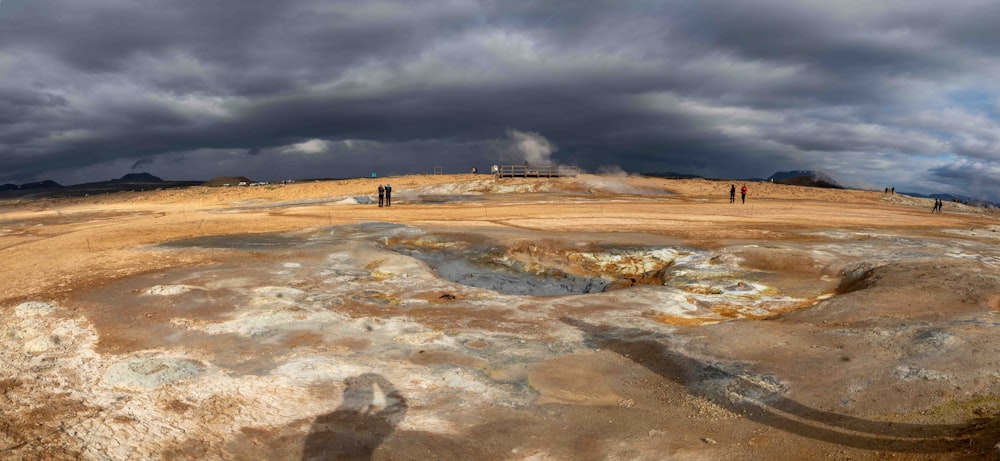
top-left (561, 317), bottom-right (999, 455)
top-left (301, 373), bottom-right (407, 461)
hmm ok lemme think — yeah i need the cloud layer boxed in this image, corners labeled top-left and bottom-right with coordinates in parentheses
top-left (1, 0), bottom-right (998, 199)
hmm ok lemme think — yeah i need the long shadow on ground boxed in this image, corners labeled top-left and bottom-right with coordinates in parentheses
top-left (302, 373), bottom-right (407, 461)
top-left (561, 317), bottom-right (1000, 456)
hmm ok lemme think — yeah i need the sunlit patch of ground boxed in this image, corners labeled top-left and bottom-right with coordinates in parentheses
top-left (3, 175), bottom-right (1000, 460)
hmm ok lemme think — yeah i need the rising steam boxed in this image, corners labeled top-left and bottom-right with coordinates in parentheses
top-left (505, 129), bottom-right (556, 165)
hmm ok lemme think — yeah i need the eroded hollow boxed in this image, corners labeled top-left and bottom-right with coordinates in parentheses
top-left (389, 236), bottom-right (681, 296)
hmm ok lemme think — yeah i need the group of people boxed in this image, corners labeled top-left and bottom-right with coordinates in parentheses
top-left (729, 184), bottom-right (749, 204)
top-left (377, 183), bottom-right (392, 207)
top-left (932, 198), bottom-right (944, 213)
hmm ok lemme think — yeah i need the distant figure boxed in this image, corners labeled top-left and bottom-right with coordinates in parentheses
top-left (741, 184), bottom-right (748, 204)
top-left (891, 187), bottom-right (894, 195)
top-left (471, 167), bottom-right (477, 174)
top-left (377, 184), bottom-right (384, 207)
top-left (491, 164), bottom-right (500, 177)
top-left (729, 184), bottom-right (736, 203)
top-left (372, 172), bottom-right (377, 178)
top-left (384, 184), bottom-right (392, 207)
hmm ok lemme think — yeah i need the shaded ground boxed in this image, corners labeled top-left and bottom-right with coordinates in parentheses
top-left (2, 174), bottom-right (1000, 460)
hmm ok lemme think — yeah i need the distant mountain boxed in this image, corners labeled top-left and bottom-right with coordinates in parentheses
top-left (767, 170), bottom-right (843, 189)
top-left (111, 172), bottom-right (163, 183)
top-left (643, 171), bottom-right (705, 179)
top-left (909, 193), bottom-right (999, 208)
top-left (19, 180), bottom-right (63, 190)
top-left (0, 173), bottom-right (199, 199)
top-left (202, 176), bottom-right (254, 187)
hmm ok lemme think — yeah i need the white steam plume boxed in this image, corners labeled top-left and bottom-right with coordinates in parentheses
top-left (505, 129), bottom-right (556, 165)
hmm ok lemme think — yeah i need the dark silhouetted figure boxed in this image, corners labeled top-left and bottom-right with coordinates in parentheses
top-left (377, 185), bottom-right (384, 207)
top-left (302, 373), bottom-right (407, 461)
top-left (384, 184), bottom-right (392, 207)
top-left (730, 184), bottom-right (736, 203)
top-left (741, 184), bottom-right (748, 204)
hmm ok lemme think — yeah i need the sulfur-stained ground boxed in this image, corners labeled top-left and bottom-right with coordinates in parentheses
top-left (2, 174), bottom-right (1000, 460)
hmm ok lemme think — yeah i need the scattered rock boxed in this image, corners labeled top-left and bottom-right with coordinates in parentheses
top-left (14, 301), bottom-right (57, 318)
top-left (142, 285), bottom-right (199, 296)
top-left (103, 357), bottom-right (204, 389)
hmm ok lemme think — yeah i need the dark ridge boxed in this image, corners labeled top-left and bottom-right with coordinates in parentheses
top-left (643, 171), bottom-right (705, 179)
top-left (19, 180), bottom-right (63, 190)
top-left (768, 170), bottom-right (843, 189)
top-left (112, 172), bottom-right (163, 183)
top-left (202, 176), bottom-right (254, 187)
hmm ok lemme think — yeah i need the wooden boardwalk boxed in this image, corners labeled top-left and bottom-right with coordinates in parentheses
top-left (493, 164), bottom-right (579, 178)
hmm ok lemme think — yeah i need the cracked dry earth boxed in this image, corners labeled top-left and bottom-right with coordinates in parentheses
top-left (3, 174), bottom-right (1000, 460)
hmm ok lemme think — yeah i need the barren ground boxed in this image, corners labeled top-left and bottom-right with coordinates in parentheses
top-left (3, 174), bottom-right (1000, 460)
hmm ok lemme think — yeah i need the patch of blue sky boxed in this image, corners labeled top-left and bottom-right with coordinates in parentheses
top-left (947, 90), bottom-right (998, 119)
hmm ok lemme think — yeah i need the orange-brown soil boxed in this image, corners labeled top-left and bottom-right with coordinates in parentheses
top-left (2, 174), bottom-right (1000, 460)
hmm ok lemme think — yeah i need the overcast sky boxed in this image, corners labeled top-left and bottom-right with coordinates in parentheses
top-left (2, 1), bottom-right (999, 199)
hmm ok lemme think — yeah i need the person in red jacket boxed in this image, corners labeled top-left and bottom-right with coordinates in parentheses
top-left (740, 184), bottom-right (748, 204)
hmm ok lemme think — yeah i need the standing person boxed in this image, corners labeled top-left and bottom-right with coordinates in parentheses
top-left (729, 184), bottom-right (736, 203)
top-left (377, 184), bottom-right (384, 207)
top-left (740, 184), bottom-right (748, 204)
top-left (385, 184), bottom-right (392, 207)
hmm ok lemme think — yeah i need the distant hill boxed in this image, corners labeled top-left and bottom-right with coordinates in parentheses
top-left (0, 173), bottom-right (199, 199)
top-left (901, 192), bottom-right (999, 208)
top-left (767, 171), bottom-right (843, 189)
top-left (643, 171), bottom-right (705, 179)
top-left (111, 173), bottom-right (163, 183)
top-left (0, 179), bottom-right (63, 192)
top-left (202, 176), bottom-right (254, 187)
top-left (19, 180), bottom-right (63, 190)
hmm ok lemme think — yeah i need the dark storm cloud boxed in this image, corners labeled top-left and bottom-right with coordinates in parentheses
top-left (1, 0), bottom-right (999, 199)
top-left (130, 157), bottom-right (153, 171)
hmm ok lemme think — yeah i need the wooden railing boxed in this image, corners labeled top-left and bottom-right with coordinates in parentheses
top-left (494, 164), bottom-right (579, 178)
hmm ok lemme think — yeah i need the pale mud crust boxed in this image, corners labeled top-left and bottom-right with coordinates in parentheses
top-left (2, 175), bottom-right (1000, 460)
